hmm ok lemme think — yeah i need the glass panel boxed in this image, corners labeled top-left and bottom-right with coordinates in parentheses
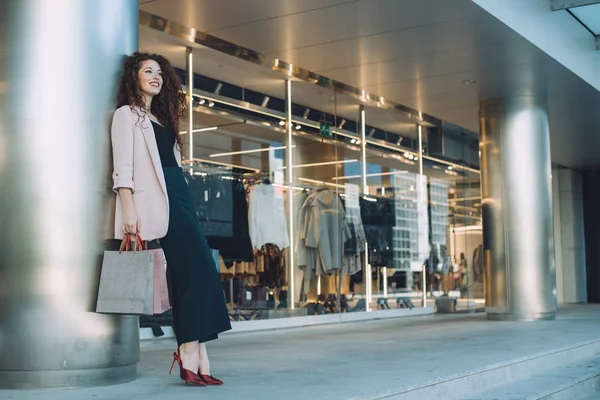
top-left (182, 48), bottom-right (292, 322)
top-left (570, 4), bottom-right (600, 35)
top-left (289, 80), bottom-right (363, 315)
top-left (422, 126), bottom-right (482, 313)
top-left (359, 108), bottom-right (426, 311)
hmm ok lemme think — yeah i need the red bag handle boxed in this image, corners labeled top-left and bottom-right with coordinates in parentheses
top-left (118, 233), bottom-right (147, 253)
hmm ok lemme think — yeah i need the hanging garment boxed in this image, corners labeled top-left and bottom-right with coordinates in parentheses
top-left (472, 244), bottom-right (484, 283)
top-left (248, 183), bottom-right (290, 250)
top-left (342, 199), bottom-right (367, 255)
top-left (187, 174), bottom-right (254, 264)
top-left (302, 189), bottom-right (351, 276)
top-left (257, 244), bottom-right (285, 288)
top-left (289, 191), bottom-right (309, 267)
top-left (360, 196), bottom-right (395, 267)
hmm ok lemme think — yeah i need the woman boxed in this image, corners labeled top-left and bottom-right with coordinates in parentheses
top-left (111, 52), bottom-right (231, 386)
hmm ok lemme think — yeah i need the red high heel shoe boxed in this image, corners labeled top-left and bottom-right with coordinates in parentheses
top-left (169, 351), bottom-right (207, 386)
top-left (200, 374), bottom-right (224, 385)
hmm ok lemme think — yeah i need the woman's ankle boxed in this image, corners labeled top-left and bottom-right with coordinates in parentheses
top-left (198, 352), bottom-right (210, 375)
top-left (180, 342), bottom-right (200, 372)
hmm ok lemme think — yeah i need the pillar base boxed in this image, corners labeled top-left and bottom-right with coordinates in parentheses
top-left (0, 363), bottom-right (136, 390)
top-left (486, 311), bottom-right (556, 322)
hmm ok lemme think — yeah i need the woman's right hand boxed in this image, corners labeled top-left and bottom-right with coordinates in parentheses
top-left (123, 207), bottom-right (140, 236)
top-left (118, 188), bottom-right (140, 237)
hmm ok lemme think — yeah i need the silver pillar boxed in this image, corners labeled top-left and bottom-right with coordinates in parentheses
top-left (0, 0), bottom-right (139, 388)
top-left (480, 97), bottom-right (556, 321)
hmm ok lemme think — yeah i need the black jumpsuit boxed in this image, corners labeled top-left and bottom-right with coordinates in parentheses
top-left (152, 121), bottom-right (231, 345)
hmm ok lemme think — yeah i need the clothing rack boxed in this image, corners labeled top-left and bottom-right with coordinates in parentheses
top-left (184, 160), bottom-right (255, 180)
top-left (242, 170), bottom-right (273, 185)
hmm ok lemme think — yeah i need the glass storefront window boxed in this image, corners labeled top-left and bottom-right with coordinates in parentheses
top-left (137, 32), bottom-right (482, 331)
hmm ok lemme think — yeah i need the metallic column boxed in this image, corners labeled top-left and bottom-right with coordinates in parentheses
top-left (0, 0), bottom-right (139, 388)
top-left (186, 47), bottom-right (194, 162)
top-left (285, 80), bottom-right (295, 309)
top-left (359, 106), bottom-right (371, 311)
top-left (480, 96), bottom-right (556, 321)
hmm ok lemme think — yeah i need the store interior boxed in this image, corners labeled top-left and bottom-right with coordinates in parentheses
top-left (138, 25), bottom-right (484, 327)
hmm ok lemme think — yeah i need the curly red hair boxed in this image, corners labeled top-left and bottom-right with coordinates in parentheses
top-left (116, 52), bottom-right (187, 152)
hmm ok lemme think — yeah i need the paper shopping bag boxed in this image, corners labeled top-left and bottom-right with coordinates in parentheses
top-left (150, 248), bottom-right (171, 314)
top-left (96, 234), bottom-right (154, 316)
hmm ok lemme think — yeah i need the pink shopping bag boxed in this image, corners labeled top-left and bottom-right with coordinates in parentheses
top-left (150, 248), bottom-right (171, 314)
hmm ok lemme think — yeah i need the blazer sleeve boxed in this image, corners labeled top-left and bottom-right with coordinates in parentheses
top-left (111, 107), bottom-right (135, 192)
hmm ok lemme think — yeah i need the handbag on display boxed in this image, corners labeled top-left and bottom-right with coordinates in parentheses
top-left (96, 234), bottom-right (155, 316)
top-left (150, 248), bottom-right (171, 314)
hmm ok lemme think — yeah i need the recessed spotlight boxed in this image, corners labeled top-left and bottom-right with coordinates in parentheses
top-left (199, 99), bottom-right (206, 105)
top-left (208, 101), bottom-right (215, 107)
top-left (448, 166), bottom-right (453, 170)
top-left (295, 124), bottom-right (301, 130)
top-left (463, 79), bottom-right (476, 85)
top-left (278, 120), bottom-right (285, 126)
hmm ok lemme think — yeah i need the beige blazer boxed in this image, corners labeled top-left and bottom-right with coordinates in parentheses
top-left (111, 105), bottom-right (182, 241)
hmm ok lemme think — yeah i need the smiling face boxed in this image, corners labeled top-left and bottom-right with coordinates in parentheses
top-left (137, 59), bottom-right (163, 101)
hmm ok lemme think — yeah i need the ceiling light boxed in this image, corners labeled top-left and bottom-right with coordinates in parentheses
top-left (192, 157), bottom-right (259, 172)
top-left (303, 108), bottom-right (310, 119)
top-left (338, 119), bottom-right (346, 129)
top-left (208, 101), bottom-right (215, 107)
top-left (448, 166), bottom-right (453, 170)
top-left (278, 120), bottom-right (286, 126)
top-left (261, 96), bottom-right (270, 107)
top-left (199, 99), bottom-right (206, 105)
top-left (281, 159), bottom-right (359, 169)
top-left (179, 126), bottom-right (218, 135)
top-left (404, 152), bottom-right (410, 158)
top-left (350, 139), bottom-right (357, 144)
top-left (209, 145), bottom-right (291, 158)
top-left (295, 124), bottom-right (301, 130)
top-left (356, 140), bottom-right (361, 145)
top-left (214, 83), bottom-right (223, 94)
top-left (332, 170), bottom-right (408, 181)
top-left (298, 177), bottom-right (345, 189)
top-left (368, 128), bottom-right (376, 137)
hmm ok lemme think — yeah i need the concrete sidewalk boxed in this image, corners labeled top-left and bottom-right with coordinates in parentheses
top-left (2, 305), bottom-right (600, 400)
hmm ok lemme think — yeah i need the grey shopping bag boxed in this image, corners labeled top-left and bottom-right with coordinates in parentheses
top-left (96, 234), bottom-right (155, 316)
